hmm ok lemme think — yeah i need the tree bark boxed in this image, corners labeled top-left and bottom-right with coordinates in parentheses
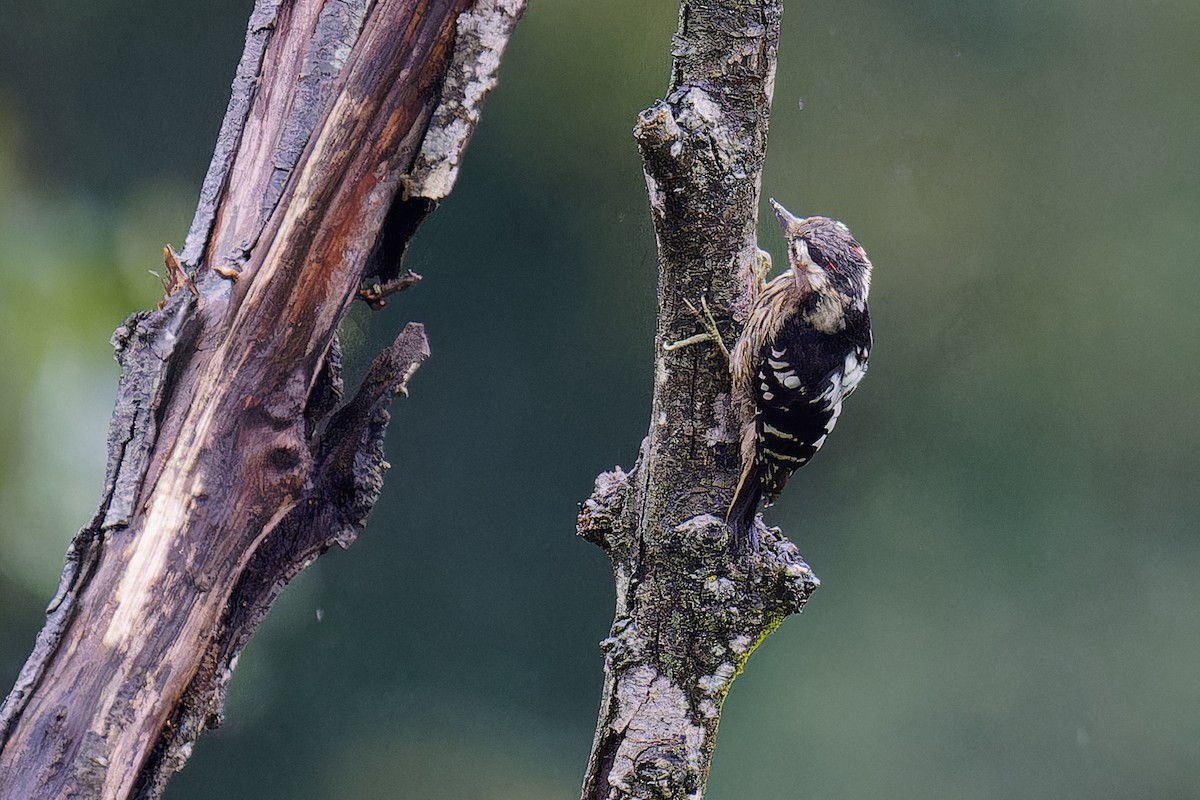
top-left (0, 1), bottom-right (523, 797)
top-left (577, 3), bottom-right (819, 798)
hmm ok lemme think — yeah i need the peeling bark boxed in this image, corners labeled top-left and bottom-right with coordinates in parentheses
top-left (578, 3), bottom-right (819, 799)
top-left (0, 1), bottom-right (524, 797)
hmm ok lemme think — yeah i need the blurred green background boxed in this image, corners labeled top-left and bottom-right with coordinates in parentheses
top-left (2, 0), bottom-right (1199, 797)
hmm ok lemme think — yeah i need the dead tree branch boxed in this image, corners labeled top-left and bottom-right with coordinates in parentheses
top-left (577, 3), bottom-right (819, 798)
top-left (0, 1), bottom-right (523, 797)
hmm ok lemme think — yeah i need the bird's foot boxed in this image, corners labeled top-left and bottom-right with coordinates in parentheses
top-left (662, 294), bottom-right (730, 361)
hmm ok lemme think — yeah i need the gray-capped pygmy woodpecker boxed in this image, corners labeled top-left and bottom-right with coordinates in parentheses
top-left (727, 199), bottom-right (873, 549)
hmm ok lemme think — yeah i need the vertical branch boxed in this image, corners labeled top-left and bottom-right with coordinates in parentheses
top-left (0, 1), bottom-right (524, 798)
top-left (578, 3), bottom-right (818, 799)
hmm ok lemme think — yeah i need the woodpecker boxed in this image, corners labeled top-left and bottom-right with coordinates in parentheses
top-left (727, 199), bottom-right (873, 549)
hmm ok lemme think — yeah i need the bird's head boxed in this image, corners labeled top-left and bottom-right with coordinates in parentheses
top-left (770, 198), bottom-right (872, 305)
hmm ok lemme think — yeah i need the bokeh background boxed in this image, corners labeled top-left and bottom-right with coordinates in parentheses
top-left (2, 1), bottom-right (1199, 797)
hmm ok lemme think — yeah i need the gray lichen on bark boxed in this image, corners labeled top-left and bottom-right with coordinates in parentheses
top-left (578, 2), bottom-right (820, 799)
top-left (406, 0), bottom-right (525, 200)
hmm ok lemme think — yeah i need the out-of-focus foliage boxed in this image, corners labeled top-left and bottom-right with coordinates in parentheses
top-left (2, 1), bottom-right (1198, 798)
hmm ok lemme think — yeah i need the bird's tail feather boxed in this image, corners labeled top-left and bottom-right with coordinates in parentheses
top-left (727, 458), bottom-right (763, 552)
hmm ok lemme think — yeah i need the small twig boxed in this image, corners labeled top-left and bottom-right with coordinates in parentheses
top-left (157, 246), bottom-right (197, 309)
top-left (358, 270), bottom-right (423, 310)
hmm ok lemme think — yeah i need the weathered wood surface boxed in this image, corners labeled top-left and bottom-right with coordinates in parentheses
top-left (578, 2), bottom-right (819, 798)
top-left (0, 1), bottom-right (524, 797)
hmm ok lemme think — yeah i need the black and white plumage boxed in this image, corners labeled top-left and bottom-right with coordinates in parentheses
top-left (727, 199), bottom-right (873, 549)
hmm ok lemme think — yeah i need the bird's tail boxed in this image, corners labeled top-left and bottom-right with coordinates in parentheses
top-left (726, 457), bottom-right (763, 552)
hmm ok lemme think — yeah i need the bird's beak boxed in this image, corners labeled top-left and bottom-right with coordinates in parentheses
top-left (769, 198), bottom-right (805, 234)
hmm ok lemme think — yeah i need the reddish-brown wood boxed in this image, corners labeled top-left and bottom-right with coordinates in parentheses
top-left (0, 0), bottom-right (523, 797)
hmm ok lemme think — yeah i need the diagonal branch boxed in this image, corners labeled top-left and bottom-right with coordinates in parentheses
top-left (578, 3), bottom-right (818, 799)
top-left (0, 1), bottom-right (523, 797)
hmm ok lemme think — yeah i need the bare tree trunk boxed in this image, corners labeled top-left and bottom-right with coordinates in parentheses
top-left (0, 1), bottom-right (523, 797)
top-left (577, 2), bottom-right (819, 798)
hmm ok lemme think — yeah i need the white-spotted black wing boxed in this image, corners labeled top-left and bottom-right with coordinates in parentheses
top-left (753, 305), bottom-right (872, 504)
